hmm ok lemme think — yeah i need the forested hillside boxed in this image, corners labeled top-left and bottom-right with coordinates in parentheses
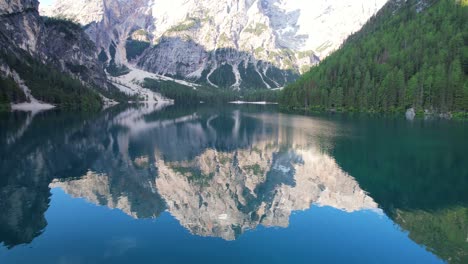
top-left (280, 0), bottom-right (468, 115)
top-left (0, 0), bottom-right (128, 111)
top-left (143, 78), bottom-right (280, 104)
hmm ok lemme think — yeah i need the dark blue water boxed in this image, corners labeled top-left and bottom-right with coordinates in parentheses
top-left (0, 104), bottom-right (466, 264)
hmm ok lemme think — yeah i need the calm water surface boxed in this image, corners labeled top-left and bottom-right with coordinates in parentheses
top-left (0, 104), bottom-right (467, 264)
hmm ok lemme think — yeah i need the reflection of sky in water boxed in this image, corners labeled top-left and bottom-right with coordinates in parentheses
top-left (45, 106), bottom-right (381, 242)
top-left (1, 104), bottom-right (466, 263)
top-left (0, 188), bottom-right (442, 263)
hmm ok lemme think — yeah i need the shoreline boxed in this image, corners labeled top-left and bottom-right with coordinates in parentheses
top-left (229, 101), bottom-right (279, 105)
top-left (279, 106), bottom-right (468, 121)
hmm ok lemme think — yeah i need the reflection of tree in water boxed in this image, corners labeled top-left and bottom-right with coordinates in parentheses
top-left (0, 110), bottom-right (106, 248)
top-left (0, 104), bottom-right (378, 245)
top-left (0, 105), bottom-right (168, 247)
top-left (394, 208), bottom-right (468, 264)
top-left (330, 116), bottom-right (468, 264)
top-left (0, 185), bottom-right (48, 248)
top-left (1, 104), bottom-right (466, 264)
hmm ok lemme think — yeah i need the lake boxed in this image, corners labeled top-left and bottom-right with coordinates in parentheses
top-left (0, 104), bottom-right (467, 264)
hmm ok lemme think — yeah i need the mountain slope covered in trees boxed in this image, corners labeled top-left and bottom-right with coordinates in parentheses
top-left (0, 0), bottom-right (129, 111)
top-left (280, 0), bottom-right (468, 116)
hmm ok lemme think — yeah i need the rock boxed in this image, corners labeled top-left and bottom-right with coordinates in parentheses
top-left (405, 108), bottom-right (416, 120)
top-left (40, 0), bottom-right (388, 89)
top-left (42, 18), bottom-right (109, 88)
top-left (438, 112), bottom-right (452, 120)
top-left (0, 0), bottom-right (110, 96)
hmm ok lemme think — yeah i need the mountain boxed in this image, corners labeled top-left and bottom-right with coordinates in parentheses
top-left (0, 0), bottom-right (116, 110)
top-left (280, 0), bottom-right (468, 116)
top-left (40, 0), bottom-right (387, 89)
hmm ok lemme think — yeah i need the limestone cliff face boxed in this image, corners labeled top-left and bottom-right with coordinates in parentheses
top-left (41, 0), bottom-right (388, 88)
top-left (0, 0), bottom-right (43, 54)
top-left (41, 19), bottom-right (109, 88)
top-left (0, 0), bottom-right (109, 101)
top-left (0, 0), bottom-right (36, 14)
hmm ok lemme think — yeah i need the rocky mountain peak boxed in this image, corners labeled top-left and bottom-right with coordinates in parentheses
top-left (41, 0), bottom-right (388, 89)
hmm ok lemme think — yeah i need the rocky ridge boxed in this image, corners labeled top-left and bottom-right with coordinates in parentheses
top-left (0, 0), bottom-right (108, 87)
top-left (41, 0), bottom-right (388, 89)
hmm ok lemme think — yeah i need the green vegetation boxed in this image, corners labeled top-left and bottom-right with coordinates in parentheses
top-left (254, 47), bottom-right (265, 57)
top-left (218, 154), bottom-right (231, 165)
top-left (208, 64), bottom-right (236, 87)
top-left (238, 63), bottom-right (267, 89)
top-left (395, 207), bottom-right (468, 264)
top-left (280, 0), bottom-right (468, 115)
top-left (328, 112), bottom-right (468, 262)
top-left (43, 17), bottom-right (81, 41)
top-left (143, 77), bottom-right (280, 104)
top-left (131, 29), bottom-right (148, 38)
top-left (244, 23), bottom-right (268, 36)
top-left (265, 67), bottom-right (298, 87)
top-left (315, 41), bottom-right (333, 53)
top-left (0, 16), bottom-right (133, 110)
top-left (106, 42), bottom-right (130, 77)
top-left (240, 88), bottom-right (280, 102)
top-left (126, 29), bottom-right (151, 61)
top-left (1, 51), bottom-right (102, 110)
top-left (167, 19), bottom-right (198, 32)
top-left (297, 50), bottom-right (315, 59)
top-left (171, 165), bottom-right (214, 187)
top-left (243, 164), bottom-right (265, 176)
top-left (107, 61), bottom-right (130, 77)
top-left (143, 78), bottom-right (237, 104)
top-left (0, 76), bottom-right (26, 111)
top-left (98, 49), bottom-right (108, 63)
top-left (43, 17), bottom-right (81, 30)
top-left (125, 40), bottom-right (150, 61)
top-left (217, 33), bottom-right (231, 46)
top-left (96, 83), bottom-right (137, 103)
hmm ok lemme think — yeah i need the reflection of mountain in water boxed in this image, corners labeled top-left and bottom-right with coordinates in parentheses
top-left (45, 107), bottom-right (379, 240)
top-left (0, 105), bottom-right (169, 246)
top-left (328, 116), bottom-right (468, 264)
top-left (155, 129), bottom-right (379, 240)
top-left (1, 104), bottom-right (467, 263)
top-left (50, 171), bottom-right (163, 219)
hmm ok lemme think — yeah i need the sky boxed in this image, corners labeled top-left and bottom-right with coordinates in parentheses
top-left (39, 0), bottom-right (55, 6)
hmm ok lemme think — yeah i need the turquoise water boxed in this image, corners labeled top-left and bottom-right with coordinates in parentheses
top-left (0, 104), bottom-right (466, 263)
